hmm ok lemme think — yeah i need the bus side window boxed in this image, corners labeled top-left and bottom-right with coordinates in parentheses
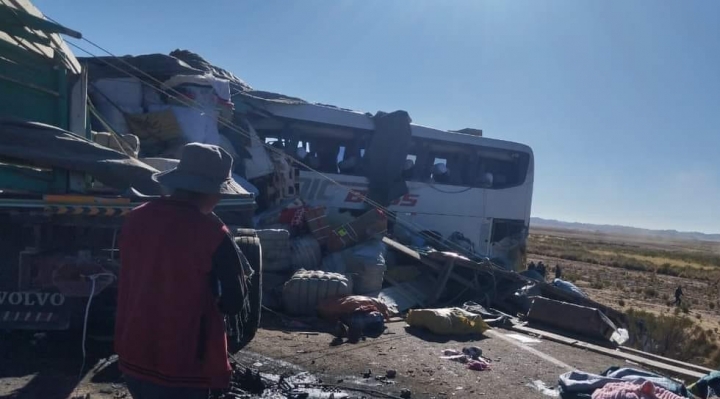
top-left (446, 153), bottom-right (465, 185)
top-left (431, 157), bottom-right (450, 184)
top-left (463, 153), bottom-right (479, 186)
top-left (403, 154), bottom-right (417, 180)
top-left (336, 141), bottom-right (364, 176)
top-left (491, 219), bottom-right (526, 243)
top-left (264, 137), bottom-right (278, 146)
top-left (313, 141), bottom-right (340, 173)
top-left (473, 150), bottom-right (530, 189)
top-left (476, 160), bottom-right (494, 188)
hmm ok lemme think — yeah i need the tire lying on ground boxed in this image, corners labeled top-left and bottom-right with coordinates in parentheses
top-left (233, 229), bottom-right (263, 350)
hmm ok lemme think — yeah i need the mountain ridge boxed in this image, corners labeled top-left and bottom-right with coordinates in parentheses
top-left (531, 217), bottom-right (720, 242)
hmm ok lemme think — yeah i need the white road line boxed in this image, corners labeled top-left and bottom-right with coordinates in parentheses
top-left (487, 329), bottom-right (574, 371)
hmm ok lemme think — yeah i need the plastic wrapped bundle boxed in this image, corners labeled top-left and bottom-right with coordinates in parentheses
top-left (256, 229), bottom-right (291, 272)
top-left (290, 236), bottom-right (322, 271)
top-left (282, 270), bottom-right (353, 316)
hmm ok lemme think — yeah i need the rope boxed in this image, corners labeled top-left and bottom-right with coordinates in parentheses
top-left (78, 273), bottom-right (116, 382)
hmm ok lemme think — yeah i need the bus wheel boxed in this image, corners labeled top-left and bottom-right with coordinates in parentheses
top-left (234, 230), bottom-right (262, 349)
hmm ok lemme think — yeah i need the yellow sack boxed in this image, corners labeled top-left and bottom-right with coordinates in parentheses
top-left (406, 308), bottom-right (490, 335)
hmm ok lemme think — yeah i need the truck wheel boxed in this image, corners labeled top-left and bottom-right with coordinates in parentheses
top-left (234, 231), bottom-right (262, 348)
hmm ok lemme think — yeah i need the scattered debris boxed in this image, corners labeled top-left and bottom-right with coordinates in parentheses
top-left (462, 346), bottom-right (483, 360)
top-left (527, 296), bottom-right (617, 341)
top-left (406, 308), bottom-right (490, 335)
top-left (440, 354), bottom-right (468, 364)
top-left (526, 380), bottom-right (560, 397)
top-left (466, 359), bottom-right (491, 371)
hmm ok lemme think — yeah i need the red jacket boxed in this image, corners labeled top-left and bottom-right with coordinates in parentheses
top-left (115, 199), bottom-right (231, 389)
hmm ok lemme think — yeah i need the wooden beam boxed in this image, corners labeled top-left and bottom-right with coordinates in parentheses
top-left (510, 324), bottom-right (705, 381)
top-left (0, 4), bottom-right (82, 38)
top-left (382, 237), bottom-right (475, 291)
top-left (431, 257), bottom-right (456, 305)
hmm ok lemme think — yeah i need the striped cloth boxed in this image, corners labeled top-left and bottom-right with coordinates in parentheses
top-left (591, 381), bottom-right (685, 399)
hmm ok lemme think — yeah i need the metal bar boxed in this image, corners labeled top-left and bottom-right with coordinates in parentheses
top-left (0, 4), bottom-right (82, 39)
top-left (56, 52), bottom-right (68, 129)
top-left (0, 21), bottom-right (52, 46)
top-left (0, 197), bottom-right (256, 209)
top-left (510, 324), bottom-right (705, 381)
top-left (0, 72), bottom-right (59, 96)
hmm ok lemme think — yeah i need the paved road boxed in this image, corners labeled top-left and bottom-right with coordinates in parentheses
top-left (0, 319), bottom-right (627, 399)
top-left (245, 320), bottom-right (625, 398)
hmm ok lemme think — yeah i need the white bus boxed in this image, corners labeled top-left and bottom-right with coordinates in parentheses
top-left (251, 103), bottom-right (534, 270)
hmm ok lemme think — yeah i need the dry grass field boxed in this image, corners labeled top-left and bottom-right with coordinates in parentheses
top-left (528, 227), bottom-right (720, 368)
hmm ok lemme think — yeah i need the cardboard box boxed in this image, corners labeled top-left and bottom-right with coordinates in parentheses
top-left (125, 109), bottom-right (183, 142)
top-left (304, 206), bottom-right (331, 245)
top-left (326, 209), bottom-right (387, 252)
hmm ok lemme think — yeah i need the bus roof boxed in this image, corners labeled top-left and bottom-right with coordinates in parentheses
top-left (259, 102), bottom-right (533, 155)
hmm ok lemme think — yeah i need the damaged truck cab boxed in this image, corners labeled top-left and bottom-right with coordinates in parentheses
top-left (0, 1), bottom-right (260, 340)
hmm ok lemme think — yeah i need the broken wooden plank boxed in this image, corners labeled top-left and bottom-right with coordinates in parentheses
top-left (510, 324), bottom-right (705, 381)
top-left (383, 237), bottom-right (475, 291)
top-left (431, 257), bottom-right (456, 305)
top-left (426, 249), bottom-right (627, 326)
top-left (384, 237), bottom-right (625, 327)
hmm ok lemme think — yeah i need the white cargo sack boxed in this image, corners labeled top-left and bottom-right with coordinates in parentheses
top-left (90, 77), bottom-right (143, 110)
top-left (256, 229), bottom-right (291, 272)
top-left (290, 236), bottom-right (322, 271)
top-left (164, 74), bottom-right (231, 101)
top-left (322, 240), bottom-right (387, 295)
top-left (89, 78), bottom-right (144, 135)
top-left (282, 270), bottom-right (353, 316)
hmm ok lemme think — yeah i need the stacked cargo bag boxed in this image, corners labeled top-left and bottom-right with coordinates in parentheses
top-left (322, 240), bottom-right (387, 295)
top-left (162, 74), bottom-right (232, 146)
top-left (256, 229), bottom-right (291, 272)
top-left (325, 209), bottom-right (387, 252)
top-left (290, 236), bottom-right (322, 271)
top-left (282, 270), bottom-right (353, 316)
top-left (89, 77), bottom-right (144, 134)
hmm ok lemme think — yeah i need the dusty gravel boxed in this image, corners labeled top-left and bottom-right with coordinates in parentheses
top-left (4, 253), bottom-right (703, 398)
top-left (0, 312), bottom-right (631, 399)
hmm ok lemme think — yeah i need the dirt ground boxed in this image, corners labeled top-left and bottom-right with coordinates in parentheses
top-left (3, 231), bottom-right (716, 398)
top-left (0, 312), bottom-right (633, 399)
top-left (528, 254), bottom-right (720, 335)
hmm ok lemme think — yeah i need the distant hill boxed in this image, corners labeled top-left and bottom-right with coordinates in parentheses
top-left (530, 217), bottom-right (720, 243)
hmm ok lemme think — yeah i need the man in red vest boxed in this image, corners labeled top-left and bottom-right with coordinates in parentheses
top-left (115, 143), bottom-right (251, 398)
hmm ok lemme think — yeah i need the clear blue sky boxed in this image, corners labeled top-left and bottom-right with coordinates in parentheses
top-left (37, 0), bottom-right (720, 233)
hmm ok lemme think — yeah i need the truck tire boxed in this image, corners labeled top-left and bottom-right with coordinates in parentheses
top-left (234, 230), bottom-right (262, 348)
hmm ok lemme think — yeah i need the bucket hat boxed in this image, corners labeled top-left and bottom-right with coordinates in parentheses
top-left (152, 143), bottom-right (247, 195)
